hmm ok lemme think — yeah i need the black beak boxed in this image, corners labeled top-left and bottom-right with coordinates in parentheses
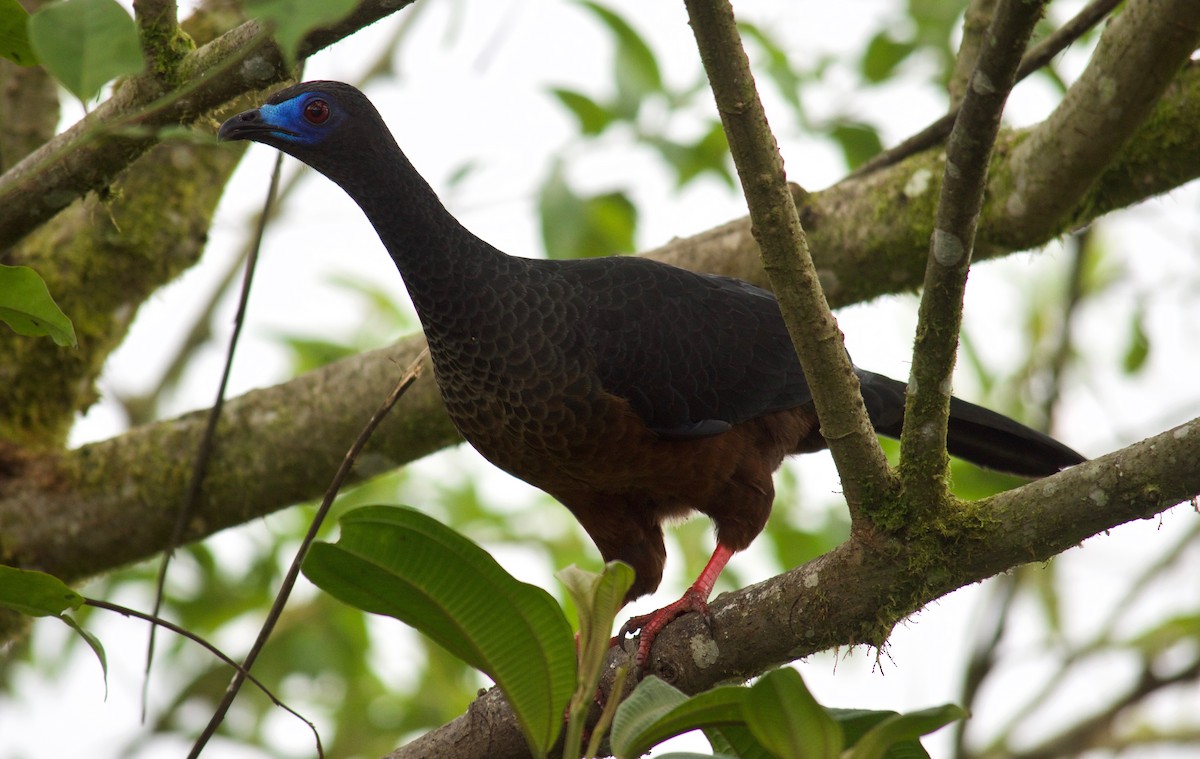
top-left (218, 108), bottom-right (296, 142)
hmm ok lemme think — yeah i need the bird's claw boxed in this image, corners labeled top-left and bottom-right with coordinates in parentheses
top-left (617, 587), bottom-right (712, 669)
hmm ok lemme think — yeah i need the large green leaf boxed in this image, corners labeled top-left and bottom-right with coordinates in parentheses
top-left (0, 0), bottom-right (35, 65)
top-left (745, 669), bottom-right (842, 759)
top-left (28, 0), bottom-right (144, 102)
top-left (244, 0), bottom-right (357, 65)
top-left (0, 264), bottom-right (76, 347)
top-left (302, 505), bottom-right (575, 758)
top-left (0, 565), bottom-right (84, 616)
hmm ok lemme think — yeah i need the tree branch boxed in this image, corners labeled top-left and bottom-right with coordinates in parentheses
top-left (0, 0), bottom-right (418, 249)
top-left (0, 339), bottom-right (452, 588)
top-left (389, 416), bottom-right (1200, 759)
top-left (899, 0), bottom-right (1045, 506)
top-left (846, 0), bottom-right (1124, 181)
top-left (2, 70), bottom-right (1199, 586)
top-left (683, 0), bottom-right (896, 517)
top-left (988, 0), bottom-right (1200, 241)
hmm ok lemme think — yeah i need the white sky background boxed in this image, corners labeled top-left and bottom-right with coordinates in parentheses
top-left (4, 1), bottom-right (1200, 757)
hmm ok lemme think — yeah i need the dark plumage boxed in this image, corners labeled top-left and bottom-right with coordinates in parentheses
top-left (219, 81), bottom-right (1085, 665)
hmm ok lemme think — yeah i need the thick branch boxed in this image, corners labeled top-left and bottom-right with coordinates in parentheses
top-left (899, 0), bottom-right (1044, 506)
top-left (390, 417), bottom-right (1200, 759)
top-left (0, 340), bottom-right (455, 584)
top-left (684, 0), bottom-right (895, 515)
top-left (990, 0), bottom-right (1200, 241)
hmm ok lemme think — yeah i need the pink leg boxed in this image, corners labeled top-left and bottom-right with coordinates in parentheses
top-left (619, 542), bottom-right (735, 668)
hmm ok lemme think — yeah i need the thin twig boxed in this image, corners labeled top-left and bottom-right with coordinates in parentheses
top-left (141, 150), bottom-right (282, 717)
top-left (188, 349), bottom-right (428, 757)
top-left (1041, 229), bottom-right (1090, 429)
top-left (85, 597), bottom-right (323, 757)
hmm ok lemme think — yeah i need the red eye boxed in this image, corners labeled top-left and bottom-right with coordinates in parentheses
top-left (303, 99), bottom-right (330, 124)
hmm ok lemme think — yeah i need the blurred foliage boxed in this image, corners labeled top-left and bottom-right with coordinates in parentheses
top-left (3, 2), bottom-right (1197, 759)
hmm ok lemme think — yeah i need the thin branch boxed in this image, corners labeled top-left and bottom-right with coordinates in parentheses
top-left (83, 597), bottom-right (323, 758)
top-left (950, 0), bottom-right (1000, 108)
top-left (683, 0), bottom-right (896, 518)
top-left (899, 0), bottom-right (1046, 504)
top-left (1041, 229), bottom-right (1090, 428)
top-left (188, 350), bottom-right (427, 757)
top-left (845, 0), bottom-right (1123, 182)
top-left (142, 149), bottom-right (282, 718)
top-left (1011, 656), bottom-right (1200, 759)
top-left (950, 572), bottom-right (1019, 759)
top-left (981, 519), bottom-right (1200, 752)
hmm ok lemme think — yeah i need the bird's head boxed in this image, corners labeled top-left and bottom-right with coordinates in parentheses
top-left (218, 81), bottom-right (395, 185)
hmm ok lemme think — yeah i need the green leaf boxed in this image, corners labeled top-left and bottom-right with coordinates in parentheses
top-left (649, 121), bottom-right (734, 189)
top-left (612, 677), bottom-right (749, 759)
top-left (302, 505), bottom-right (575, 758)
top-left (704, 724), bottom-right (776, 759)
top-left (0, 565), bottom-right (84, 616)
top-left (1122, 305), bottom-right (1150, 374)
top-left (578, 0), bottom-right (662, 117)
top-left (846, 704), bottom-right (966, 759)
top-left (244, 0), bottom-right (359, 65)
top-left (861, 31), bottom-right (915, 84)
top-left (538, 162), bottom-right (637, 259)
top-left (829, 708), bottom-right (902, 748)
top-left (59, 613), bottom-right (108, 696)
top-left (0, 0), bottom-right (35, 65)
top-left (0, 265), bottom-right (76, 346)
top-left (557, 562), bottom-right (634, 758)
top-left (745, 669), bottom-right (842, 759)
top-left (28, 0), bottom-right (144, 102)
top-left (1126, 613), bottom-right (1200, 653)
top-left (551, 87), bottom-right (616, 136)
top-left (830, 122), bottom-right (884, 170)
top-left (558, 562), bottom-right (633, 693)
top-left (611, 676), bottom-right (690, 758)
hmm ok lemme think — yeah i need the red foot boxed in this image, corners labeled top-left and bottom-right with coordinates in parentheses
top-left (619, 586), bottom-right (713, 668)
top-left (616, 543), bottom-right (735, 668)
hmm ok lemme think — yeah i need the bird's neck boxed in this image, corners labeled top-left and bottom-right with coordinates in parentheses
top-left (335, 146), bottom-right (510, 318)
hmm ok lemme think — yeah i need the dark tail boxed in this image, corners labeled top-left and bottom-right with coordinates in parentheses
top-left (856, 370), bottom-right (1085, 478)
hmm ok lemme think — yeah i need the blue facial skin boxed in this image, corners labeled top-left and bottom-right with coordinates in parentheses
top-left (257, 94), bottom-right (331, 146)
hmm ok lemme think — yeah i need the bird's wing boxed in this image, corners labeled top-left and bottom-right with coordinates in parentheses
top-left (560, 257), bottom-right (813, 438)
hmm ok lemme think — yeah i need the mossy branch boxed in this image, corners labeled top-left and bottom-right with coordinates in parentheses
top-left (899, 0), bottom-right (1046, 508)
top-left (390, 416), bottom-right (1200, 759)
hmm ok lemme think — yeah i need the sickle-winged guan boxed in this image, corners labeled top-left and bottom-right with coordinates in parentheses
top-left (219, 81), bottom-right (1084, 666)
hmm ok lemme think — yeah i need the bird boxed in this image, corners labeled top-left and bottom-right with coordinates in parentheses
top-left (219, 81), bottom-right (1085, 667)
